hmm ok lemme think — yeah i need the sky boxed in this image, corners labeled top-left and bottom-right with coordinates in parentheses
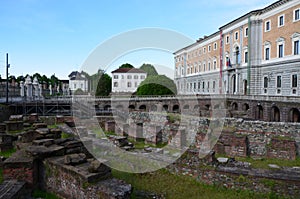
top-left (0, 0), bottom-right (275, 80)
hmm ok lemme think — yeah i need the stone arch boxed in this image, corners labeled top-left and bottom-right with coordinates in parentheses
top-left (204, 104), bottom-right (210, 111)
top-left (163, 105), bottom-right (169, 112)
top-left (128, 105), bottom-right (135, 111)
top-left (231, 102), bottom-right (238, 111)
top-left (270, 106), bottom-right (280, 122)
top-left (256, 104), bottom-right (264, 120)
top-left (242, 103), bottom-right (250, 111)
top-left (289, 108), bottom-right (300, 123)
top-left (150, 104), bottom-right (157, 111)
top-left (172, 105), bottom-right (180, 112)
top-left (139, 104), bottom-right (146, 111)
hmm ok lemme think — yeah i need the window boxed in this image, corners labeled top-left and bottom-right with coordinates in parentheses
top-left (235, 32), bottom-right (238, 40)
top-left (245, 27), bottom-right (248, 37)
top-left (114, 82), bottom-right (118, 87)
top-left (134, 75), bottom-right (138, 79)
top-left (203, 63), bottom-right (206, 72)
top-left (74, 83), bottom-right (76, 89)
top-left (278, 44), bottom-right (284, 58)
top-left (214, 43), bottom-right (217, 50)
top-left (208, 62), bottom-right (211, 71)
top-left (278, 15), bottom-right (284, 27)
top-left (140, 75), bottom-right (145, 79)
top-left (213, 61), bottom-right (217, 70)
top-left (294, 8), bottom-right (300, 21)
top-left (208, 45), bottom-right (211, 52)
top-left (265, 47), bottom-right (270, 60)
top-left (244, 51), bottom-right (248, 63)
top-left (264, 77), bottom-right (268, 88)
top-left (127, 82), bottom-right (131, 87)
top-left (226, 36), bottom-right (229, 44)
top-left (294, 40), bottom-right (299, 55)
top-left (122, 75), bottom-right (124, 79)
top-left (127, 75), bottom-right (132, 79)
top-left (213, 81), bottom-right (216, 90)
top-left (292, 74), bottom-right (298, 88)
top-left (203, 47), bottom-right (206, 53)
top-left (113, 75), bottom-right (118, 79)
top-left (265, 20), bottom-right (271, 32)
top-left (277, 76), bottom-right (282, 88)
top-left (80, 83), bottom-right (83, 89)
top-left (198, 82), bottom-right (201, 89)
top-left (263, 76), bottom-right (268, 94)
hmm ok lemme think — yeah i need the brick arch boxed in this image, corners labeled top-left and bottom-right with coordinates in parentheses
top-left (128, 105), bottom-right (135, 111)
top-left (163, 104), bottom-right (169, 112)
top-left (289, 108), bottom-right (300, 123)
top-left (242, 103), bottom-right (250, 111)
top-left (231, 102), bottom-right (238, 111)
top-left (256, 104), bottom-right (264, 120)
top-left (150, 104), bottom-right (157, 111)
top-left (172, 105), bottom-right (180, 112)
top-left (139, 104), bottom-right (147, 111)
top-left (270, 106), bottom-right (280, 122)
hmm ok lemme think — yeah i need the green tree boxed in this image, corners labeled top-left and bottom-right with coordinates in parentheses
top-left (16, 75), bottom-right (25, 83)
top-left (119, 63), bottom-right (134, 69)
top-left (139, 63), bottom-right (158, 76)
top-left (136, 75), bottom-right (177, 96)
top-left (33, 73), bottom-right (42, 83)
top-left (95, 73), bottom-right (112, 96)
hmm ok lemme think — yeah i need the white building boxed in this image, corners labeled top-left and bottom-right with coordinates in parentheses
top-left (68, 71), bottom-right (88, 92)
top-left (111, 68), bottom-right (147, 93)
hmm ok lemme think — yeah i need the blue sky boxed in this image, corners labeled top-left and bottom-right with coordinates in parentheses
top-left (0, 0), bottom-right (275, 79)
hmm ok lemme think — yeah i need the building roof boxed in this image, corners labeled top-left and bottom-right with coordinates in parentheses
top-left (68, 71), bottom-right (87, 80)
top-left (111, 68), bottom-right (146, 74)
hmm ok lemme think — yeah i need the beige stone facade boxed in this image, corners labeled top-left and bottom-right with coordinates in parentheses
top-left (175, 0), bottom-right (300, 96)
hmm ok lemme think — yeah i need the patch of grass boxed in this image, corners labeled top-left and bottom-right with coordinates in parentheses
top-left (61, 132), bottom-right (74, 139)
top-left (112, 168), bottom-right (274, 199)
top-left (32, 189), bottom-right (61, 199)
top-left (235, 157), bottom-right (300, 169)
top-left (0, 148), bottom-right (16, 158)
top-left (48, 124), bottom-right (58, 129)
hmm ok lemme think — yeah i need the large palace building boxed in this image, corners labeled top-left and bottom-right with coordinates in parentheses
top-left (174, 0), bottom-right (300, 96)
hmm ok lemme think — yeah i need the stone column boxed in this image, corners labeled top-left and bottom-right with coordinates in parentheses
top-left (25, 76), bottom-right (33, 100)
top-left (20, 81), bottom-right (25, 97)
top-left (33, 77), bottom-right (39, 98)
top-left (39, 84), bottom-right (42, 97)
top-left (49, 84), bottom-right (52, 96)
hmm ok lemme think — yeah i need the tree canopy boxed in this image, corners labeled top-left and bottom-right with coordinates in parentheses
top-left (139, 63), bottom-right (158, 76)
top-left (119, 63), bottom-right (134, 69)
top-left (136, 75), bottom-right (177, 96)
top-left (95, 73), bottom-right (112, 96)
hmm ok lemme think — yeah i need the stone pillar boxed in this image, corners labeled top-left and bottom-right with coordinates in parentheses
top-left (20, 81), bottom-right (25, 97)
top-left (39, 84), bottom-right (42, 97)
top-left (49, 84), bottom-right (52, 96)
top-left (33, 77), bottom-right (39, 98)
top-left (25, 76), bottom-right (33, 100)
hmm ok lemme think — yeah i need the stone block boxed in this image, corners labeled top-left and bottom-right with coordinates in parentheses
top-left (32, 123), bottom-right (47, 129)
top-left (267, 137), bottom-right (296, 160)
top-left (32, 139), bottom-right (54, 147)
top-left (88, 159), bottom-right (110, 173)
top-left (104, 121), bottom-right (115, 132)
top-left (9, 115), bottom-right (23, 121)
top-left (28, 113), bottom-right (38, 123)
top-left (64, 153), bottom-right (86, 165)
top-left (21, 130), bottom-right (43, 143)
top-left (4, 121), bottom-right (23, 132)
top-left (0, 123), bottom-right (6, 133)
top-left (56, 115), bottom-right (65, 124)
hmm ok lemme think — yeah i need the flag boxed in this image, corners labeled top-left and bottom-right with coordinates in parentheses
top-left (226, 57), bottom-right (232, 68)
